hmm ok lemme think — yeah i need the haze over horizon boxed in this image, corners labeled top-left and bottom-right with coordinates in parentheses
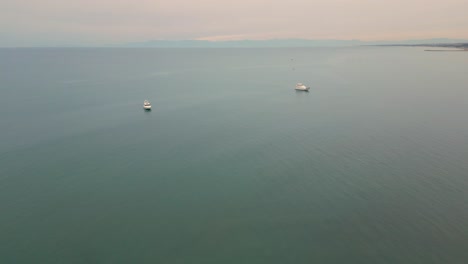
top-left (2, 0), bottom-right (468, 47)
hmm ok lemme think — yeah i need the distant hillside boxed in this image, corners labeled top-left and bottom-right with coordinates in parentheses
top-left (123, 39), bottom-right (361, 48)
top-left (376, 42), bottom-right (468, 49)
top-left (122, 38), bottom-right (468, 48)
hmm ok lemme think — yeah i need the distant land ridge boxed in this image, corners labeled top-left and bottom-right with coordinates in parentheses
top-left (374, 42), bottom-right (468, 49)
top-left (122, 38), bottom-right (468, 48)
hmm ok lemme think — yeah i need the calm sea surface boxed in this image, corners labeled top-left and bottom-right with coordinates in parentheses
top-left (1, 47), bottom-right (467, 263)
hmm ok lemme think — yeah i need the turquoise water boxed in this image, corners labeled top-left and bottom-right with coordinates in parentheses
top-left (1, 47), bottom-right (467, 263)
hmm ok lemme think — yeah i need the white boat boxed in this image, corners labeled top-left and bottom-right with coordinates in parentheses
top-left (295, 83), bottom-right (310, 91)
top-left (143, 100), bottom-right (152, 110)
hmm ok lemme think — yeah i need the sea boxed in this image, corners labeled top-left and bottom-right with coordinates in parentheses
top-left (0, 47), bottom-right (467, 263)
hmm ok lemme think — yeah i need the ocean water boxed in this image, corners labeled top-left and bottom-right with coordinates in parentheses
top-left (0, 47), bottom-right (467, 263)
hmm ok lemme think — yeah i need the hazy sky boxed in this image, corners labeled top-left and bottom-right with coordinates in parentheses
top-left (1, 0), bottom-right (468, 46)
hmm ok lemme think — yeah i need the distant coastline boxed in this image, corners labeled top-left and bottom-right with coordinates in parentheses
top-left (424, 49), bottom-right (468, 52)
top-left (120, 38), bottom-right (468, 48)
top-left (2, 38), bottom-right (468, 49)
top-left (373, 42), bottom-right (468, 51)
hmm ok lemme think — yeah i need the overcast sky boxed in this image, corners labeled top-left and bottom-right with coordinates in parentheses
top-left (1, 0), bottom-right (468, 46)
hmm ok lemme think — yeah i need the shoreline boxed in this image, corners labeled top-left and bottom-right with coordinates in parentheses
top-left (424, 49), bottom-right (468, 52)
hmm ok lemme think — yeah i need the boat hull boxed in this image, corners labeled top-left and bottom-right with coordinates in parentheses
top-left (143, 105), bottom-right (151, 110)
top-left (295, 87), bottom-right (310, 91)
